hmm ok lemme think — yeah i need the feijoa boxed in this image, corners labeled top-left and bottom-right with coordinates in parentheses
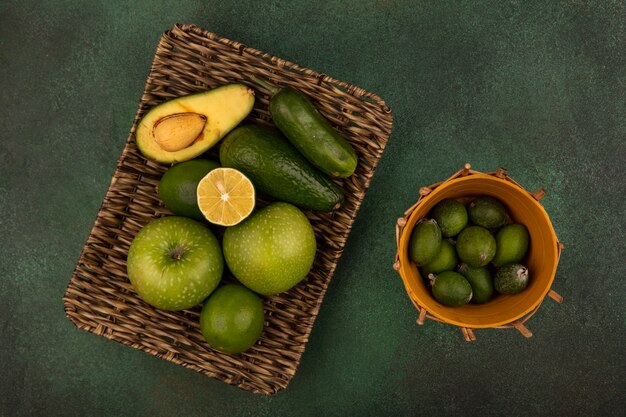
top-left (422, 240), bottom-right (458, 275)
top-left (431, 199), bottom-right (468, 237)
top-left (492, 224), bottom-right (529, 267)
top-left (458, 263), bottom-right (493, 303)
top-left (468, 196), bottom-right (506, 228)
top-left (494, 263), bottom-right (529, 294)
top-left (456, 226), bottom-right (497, 267)
top-left (409, 219), bottom-right (442, 266)
top-left (431, 271), bottom-right (473, 307)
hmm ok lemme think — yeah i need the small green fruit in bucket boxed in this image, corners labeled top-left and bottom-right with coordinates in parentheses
top-left (430, 271), bottom-right (473, 307)
top-left (468, 196), bottom-right (506, 228)
top-left (495, 263), bottom-right (529, 295)
top-left (458, 263), bottom-right (494, 304)
top-left (431, 199), bottom-right (468, 237)
top-left (422, 239), bottom-right (458, 275)
top-left (492, 224), bottom-right (529, 267)
top-left (456, 226), bottom-right (496, 267)
top-left (408, 219), bottom-right (442, 266)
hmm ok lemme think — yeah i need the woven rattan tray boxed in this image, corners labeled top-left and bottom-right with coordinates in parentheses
top-left (63, 24), bottom-right (393, 395)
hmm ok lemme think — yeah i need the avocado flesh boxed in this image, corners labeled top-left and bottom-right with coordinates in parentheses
top-left (136, 84), bottom-right (254, 164)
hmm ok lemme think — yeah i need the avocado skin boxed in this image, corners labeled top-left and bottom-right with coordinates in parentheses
top-left (270, 88), bottom-right (358, 178)
top-left (219, 124), bottom-right (344, 212)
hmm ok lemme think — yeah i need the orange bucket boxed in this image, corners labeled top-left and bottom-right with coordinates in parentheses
top-left (394, 164), bottom-right (564, 341)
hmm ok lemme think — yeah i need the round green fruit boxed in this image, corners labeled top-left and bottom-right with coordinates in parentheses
top-left (422, 239), bottom-right (458, 275)
top-left (458, 263), bottom-right (493, 304)
top-left (492, 224), bottom-right (529, 267)
top-left (468, 196), bottom-right (506, 228)
top-left (408, 219), bottom-right (442, 266)
top-left (495, 263), bottom-right (529, 295)
top-left (200, 284), bottom-right (265, 354)
top-left (223, 202), bottom-right (316, 295)
top-left (431, 271), bottom-right (473, 307)
top-left (456, 226), bottom-right (497, 267)
top-left (158, 159), bottom-right (220, 220)
top-left (431, 199), bottom-right (468, 237)
top-left (126, 216), bottom-right (224, 311)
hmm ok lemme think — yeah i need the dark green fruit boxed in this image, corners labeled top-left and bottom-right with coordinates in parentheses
top-left (431, 271), bottom-right (473, 307)
top-left (495, 263), bottom-right (529, 295)
top-left (468, 196), bottom-right (506, 228)
top-left (267, 86), bottom-right (358, 178)
top-left (492, 224), bottom-right (530, 267)
top-left (157, 159), bottom-right (220, 221)
top-left (422, 240), bottom-right (458, 275)
top-left (458, 263), bottom-right (493, 304)
top-left (456, 226), bottom-right (497, 267)
top-left (408, 219), bottom-right (442, 266)
top-left (431, 199), bottom-right (468, 237)
top-left (200, 284), bottom-right (265, 354)
top-left (219, 124), bottom-right (344, 211)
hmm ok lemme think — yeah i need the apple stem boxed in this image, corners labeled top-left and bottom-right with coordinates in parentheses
top-left (170, 246), bottom-right (187, 260)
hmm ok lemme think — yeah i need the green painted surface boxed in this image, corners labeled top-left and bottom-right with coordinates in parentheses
top-left (1, 1), bottom-right (624, 416)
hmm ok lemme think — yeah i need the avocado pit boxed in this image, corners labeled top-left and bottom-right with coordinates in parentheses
top-left (153, 112), bottom-right (207, 152)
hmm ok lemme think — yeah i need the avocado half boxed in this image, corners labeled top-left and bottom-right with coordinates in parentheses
top-left (135, 84), bottom-right (254, 164)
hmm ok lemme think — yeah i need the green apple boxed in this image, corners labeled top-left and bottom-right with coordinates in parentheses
top-left (127, 216), bottom-right (223, 310)
top-left (223, 202), bottom-right (316, 295)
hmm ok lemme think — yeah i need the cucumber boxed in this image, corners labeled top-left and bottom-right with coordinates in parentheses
top-left (219, 124), bottom-right (344, 211)
top-left (254, 79), bottom-right (358, 178)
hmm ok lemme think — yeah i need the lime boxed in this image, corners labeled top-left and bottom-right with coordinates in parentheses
top-left (200, 284), bottom-right (265, 354)
top-left (431, 199), bottom-right (468, 237)
top-left (431, 271), bottom-right (473, 307)
top-left (492, 224), bottom-right (529, 267)
top-left (456, 226), bottom-right (497, 267)
top-left (157, 159), bottom-right (220, 220)
top-left (458, 263), bottom-right (493, 303)
top-left (422, 239), bottom-right (458, 275)
top-left (495, 263), bottom-right (529, 295)
top-left (468, 196), bottom-right (506, 228)
top-left (408, 219), bottom-right (442, 266)
top-left (196, 167), bottom-right (256, 226)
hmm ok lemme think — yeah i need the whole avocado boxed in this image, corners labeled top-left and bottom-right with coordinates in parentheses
top-left (220, 124), bottom-right (344, 211)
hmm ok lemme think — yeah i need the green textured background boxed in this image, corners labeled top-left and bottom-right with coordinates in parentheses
top-left (1, 1), bottom-right (625, 416)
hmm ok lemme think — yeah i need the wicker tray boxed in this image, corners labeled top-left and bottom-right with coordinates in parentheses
top-left (63, 24), bottom-right (393, 395)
